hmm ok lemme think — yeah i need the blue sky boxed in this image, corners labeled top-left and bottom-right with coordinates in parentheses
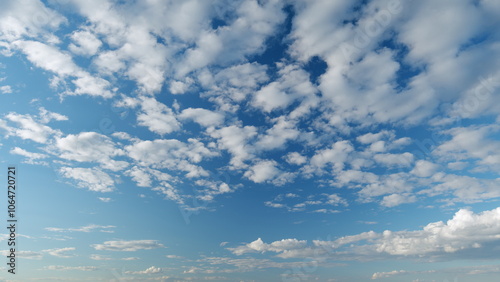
top-left (1, 0), bottom-right (500, 281)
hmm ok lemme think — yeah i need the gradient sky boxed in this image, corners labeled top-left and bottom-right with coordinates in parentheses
top-left (1, 0), bottom-right (500, 281)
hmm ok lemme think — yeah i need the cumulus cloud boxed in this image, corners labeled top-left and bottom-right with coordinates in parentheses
top-left (45, 265), bottom-right (97, 271)
top-left (125, 266), bottom-right (162, 274)
top-left (92, 240), bottom-right (164, 251)
top-left (0, 112), bottom-right (62, 143)
top-left (59, 167), bottom-right (115, 192)
top-left (229, 207), bottom-right (500, 260)
top-left (136, 97), bottom-right (181, 135)
top-left (55, 132), bottom-right (126, 170)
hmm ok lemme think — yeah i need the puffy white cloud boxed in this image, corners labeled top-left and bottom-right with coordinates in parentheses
top-left (285, 152), bottom-right (307, 165)
top-left (0, 0), bottom-right (66, 43)
top-left (252, 63), bottom-right (317, 114)
top-left (255, 116), bottom-right (300, 151)
top-left (125, 266), bottom-right (162, 274)
top-left (380, 193), bottom-right (416, 207)
top-left (230, 207), bottom-right (500, 260)
top-left (92, 240), bottom-right (164, 251)
top-left (55, 132), bottom-right (124, 165)
top-left (421, 173), bottom-right (500, 203)
top-left (0, 250), bottom-right (42, 260)
top-left (13, 40), bottom-right (114, 98)
top-left (177, 0), bottom-right (286, 76)
top-left (434, 125), bottom-right (500, 170)
top-left (229, 238), bottom-right (308, 256)
top-left (1, 112), bottom-right (62, 143)
top-left (306, 141), bottom-right (354, 174)
top-left (136, 97), bottom-right (181, 135)
top-left (10, 147), bottom-right (48, 160)
top-left (0, 85), bottom-right (12, 93)
top-left (371, 270), bottom-right (408, 279)
top-left (69, 29), bottom-right (102, 56)
top-left (243, 159), bottom-right (293, 185)
top-left (410, 160), bottom-right (439, 177)
top-left (126, 138), bottom-right (216, 177)
top-left (179, 107), bottom-right (224, 127)
top-left (208, 125), bottom-right (257, 168)
top-left (373, 152), bottom-right (414, 167)
top-left (89, 254), bottom-right (112, 261)
top-left (59, 167), bottom-right (115, 192)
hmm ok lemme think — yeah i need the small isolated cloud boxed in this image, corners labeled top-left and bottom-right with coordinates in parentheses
top-left (371, 270), bottom-right (408, 279)
top-left (45, 224), bottom-right (115, 233)
top-left (45, 265), bottom-right (97, 271)
top-left (122, 257), bottom-right (140, 261)
top-left (98, 197), bottom-right (112, 203)
top-left (0, 85), bottom-right (12, 94)
top-left (92, 240), bottom-right (164, 251)
top-left (43, 247), bottom-right (76, 258)
top-left (125, 266), bottom-right (162, 274)
top-left (90, 254), bottom-right (112, 261)
top-left (166, 255), bottom-right (184, 259)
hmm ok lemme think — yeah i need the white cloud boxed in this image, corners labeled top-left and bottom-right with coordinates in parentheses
top-left (229, 238), bottom-right (308, 256)
top-left (1, 112), bottom-right (62, 143)
top-left (255, 116), bottom-right (300, 151)
top-left (285, 152), bottom-right (307, 165)
top-left (373, 152), bottom-right (414, 167)
top-left (434, 125), bottom-right (500, 170)
top-left (136, 97), bottom-right (181, 135)
top-left (380, 193), bottom-right (416, 207)
top-left (166, 254), bottom-right (184, 259)
top-left (90, 254), bottom-right (112, 261)
top-left (208, 125), bottom-right (257, 168)
top-left (410, 160), bottom-right (439, 177)
top-left (0, 85), bottom-right (12, 93)
top-left (10, 147), bottom-right (48, 159)
top-left (45, 265), bottom-right (97, 271)
top-left (92, 240), bottom-right (164, 251)
top-left (126, 138), bottom-right (216, 177)
top-left (98, 197), bottom-right (111, 203)
top-left (45, 224), bottom-right (115, 233)
top-left (13, 40), bottom-right (114, 98)
top-left (39, 107), bottom-right (68, 123)
top-left (179, 108), bottom-right (224, 127)
top-left (421, 173), bottom-right (500, 203)
top-left (371, 270), bottom-right (408, 279)
top-left (69, 29), bottom-right (102, 56)
top-left (252, 63), bottom-right (317, 113)
top-left (59, 167), bottom-right (115, 192)
top-left (42, 247), bottom-right (76, 258)
top-left (125, 266), bottom-right (162, 274)
top-left (0, 0), bottom-right (66, 43)
top-left (244, 160), bottom-right (283, 184)
top-left (306, 141), bottom-right (354, 174)
top-left (231, 207), bottom-right (500, 260)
